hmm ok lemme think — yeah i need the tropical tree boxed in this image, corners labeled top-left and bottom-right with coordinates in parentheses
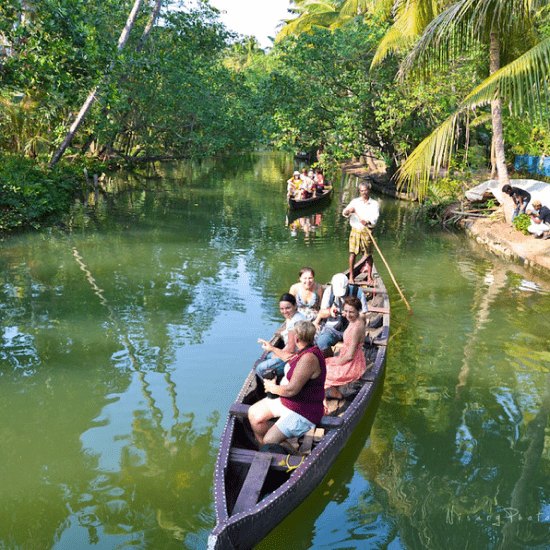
top-left (389, 0), bottom-right (550, 201)
top-left (263, 22), bottom-right (476, 172)
top-left (49, 0), bottom-right (152, 167)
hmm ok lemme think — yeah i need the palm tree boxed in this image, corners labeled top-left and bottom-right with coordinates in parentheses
top-left (386, 0), bottom-right (550, 200)
top-left (275, 0), bottom-right (389, 40)
top-left (398, 35), bottom-right (550, 198)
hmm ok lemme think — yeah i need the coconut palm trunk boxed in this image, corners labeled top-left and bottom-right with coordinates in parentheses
top-left (489, 31), bottom-right (511, 193)
top-left (49, 0), bottom-right (147, 167)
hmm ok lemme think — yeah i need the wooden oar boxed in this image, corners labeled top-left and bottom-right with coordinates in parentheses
top-left (363, 224), bottom-right (413, 314)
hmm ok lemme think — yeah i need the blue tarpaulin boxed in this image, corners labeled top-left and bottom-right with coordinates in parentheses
top-left (515, 154), bottom-right (550, 177)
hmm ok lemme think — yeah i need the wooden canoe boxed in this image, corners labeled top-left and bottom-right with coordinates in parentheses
top-left (208, 257), bottom-right (389, 550)
top-left (287, 186), bottom-right (333, 210)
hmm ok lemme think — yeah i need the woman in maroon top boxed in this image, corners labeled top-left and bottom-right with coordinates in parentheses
top-left (249, 321), bottom-right (326, 449)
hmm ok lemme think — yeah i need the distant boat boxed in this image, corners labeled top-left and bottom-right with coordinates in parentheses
top-left (287, 186), bottom-right (332, 210)
top-left (208, 256), bottom-right (390, 550)
top-left (294, 149), bottom-right (316, 162)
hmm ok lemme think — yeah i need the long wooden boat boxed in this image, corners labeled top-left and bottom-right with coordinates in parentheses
top-left (288, 186), bottom-right (333, 210)
top-left (208, 256), bottom-right (389, 550)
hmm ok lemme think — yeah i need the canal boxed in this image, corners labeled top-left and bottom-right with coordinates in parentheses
top-left (1, 152), bottom-right (550, 549)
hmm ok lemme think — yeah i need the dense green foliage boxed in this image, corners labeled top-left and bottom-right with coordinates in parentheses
top-left (0, 0), bottom-right (264, 164)
top-left (256, 18), bottom-right (485, 175)
top-left (1, 0), bottom-right (550, 232)
top-left (0, 156), bottom-right (80, 231)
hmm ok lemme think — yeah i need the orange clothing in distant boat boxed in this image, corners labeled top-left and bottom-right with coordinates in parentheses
top-left (324, 322), bottom-right (366, 389)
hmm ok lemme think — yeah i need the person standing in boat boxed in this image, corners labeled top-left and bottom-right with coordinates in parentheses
top-left (249, 321), bottom-right (326, 450)
top-left (502, 184), bottom-right (531, 223)
top-left (324, 296), bottom-right (367, 400)
top-left (313, 273), bottom-right (368, 354)
top-left (342, 180), bottom-right (379, 285)
top-left (289, 267), bottom-right (325, 321)
top-left (255, 294), bottom-right (305, 380)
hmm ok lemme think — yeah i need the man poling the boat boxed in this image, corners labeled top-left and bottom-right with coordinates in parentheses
top-left (343, 180), bottom-right (379, 285)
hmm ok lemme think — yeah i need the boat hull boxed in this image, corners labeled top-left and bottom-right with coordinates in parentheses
top-left (287, 187), bottom-right (332, 210)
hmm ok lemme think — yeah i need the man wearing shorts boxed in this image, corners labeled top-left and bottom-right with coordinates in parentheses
top-left (343, 181), bottom-right (380, 285)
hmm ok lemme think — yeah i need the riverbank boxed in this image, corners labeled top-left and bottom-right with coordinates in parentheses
top-left (342, 158), bottom-right (550, 275)
top-left (463, 215), bottom-right (550, 273)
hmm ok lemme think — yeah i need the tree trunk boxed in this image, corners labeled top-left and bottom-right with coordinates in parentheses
top-left (136, 0), bottom-right (163, 54)
top-left (49, 0), bottom-right (146, 167)
top-left (489, 31), bottom-right (512, 219)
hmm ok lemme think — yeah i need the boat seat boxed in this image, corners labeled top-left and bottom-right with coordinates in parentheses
top-left (229, 448), bottom-right (305, 471)
top-left (231, 451), bottom-right (272, 514)
top-left (229, 403), bottom-right (343, 430)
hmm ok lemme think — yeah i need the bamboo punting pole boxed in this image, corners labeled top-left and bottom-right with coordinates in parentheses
top-left (364, 225), bottom-right (413, 314)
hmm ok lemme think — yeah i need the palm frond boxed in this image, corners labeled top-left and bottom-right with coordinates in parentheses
top-left (339, 0), bottom-right (392, 17)
top-left (276, 11), bottom-right (343, 40)
top-left (396, 113), bottom-right (460, 199)
top-left (459, 36), bottom-right (550, 123)
top-left (399, 0), bottom-right (544, 77)
top-left (371, 0), bottom-right (441, 66)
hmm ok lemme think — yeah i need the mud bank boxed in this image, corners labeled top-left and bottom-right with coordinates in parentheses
top-left (464, 216), bottom-right (550, 274)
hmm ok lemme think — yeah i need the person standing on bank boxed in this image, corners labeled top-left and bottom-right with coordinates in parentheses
top-left (342, 181), bottom-right (380, 285)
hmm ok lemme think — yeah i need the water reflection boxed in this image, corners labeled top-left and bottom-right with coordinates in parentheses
top-left (286, 211), bottom-right (325, 239)
top-left (2, 154), bottom-right (550, 549)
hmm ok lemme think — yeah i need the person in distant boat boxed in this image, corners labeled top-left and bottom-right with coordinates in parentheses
top-left (502, 184), bottom-right (531, 223)
top-left (315, 169), bottom-right (325, 191)
top-left (297, 168), bottom-right (313, 199)
top-left (287, 171), bottom-right (301, 198)
top-left (289, 267), bottom-right (325, 321)
top-left (324, 296), bottom-right (367, 400)
top-left (255, 293), bottom-right (305, 380)
top-left (313, 273), bottom-right (368, 354)
top-left (527, 199), bottom-right (550, 238)
top-left (249, 321), bottom-right (326, 450)
top-left (342, 181), bottom-right (379, 285)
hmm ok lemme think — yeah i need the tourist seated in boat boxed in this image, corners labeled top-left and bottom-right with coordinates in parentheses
top-left (255, 293), bottom-right (305, 380)
top-left (313, 273), bottom-right (368, 354)
top-left (249, 320), bottom-right (326, 450)
top-left (313, 169), bottom-right (325, 195)
top-left (289, 266), bottom-right (325, 321)
top-left (324, 296), bottom-right (367, 400)
top-left (502, 184), bottom-right (531, 223)
top-left (287, 171), bottom-right (301, 198)
top-left (298, 174), bottom-right (313, 199)
top-left (527, 199), bottom-right (550, 239)
top-left (297, 168), bottom-right (314, 198)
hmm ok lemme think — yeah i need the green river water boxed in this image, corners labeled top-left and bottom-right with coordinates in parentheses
top-left (1, 152), bottom-right (550, 550)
